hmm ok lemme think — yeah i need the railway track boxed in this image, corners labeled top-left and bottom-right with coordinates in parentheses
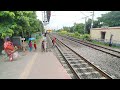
top-left (47, 35), bottom-right (77, 79)
top-left (49, 34), bottom-right (113, 79)
top-left (56, 34), bottom-right (120, 58)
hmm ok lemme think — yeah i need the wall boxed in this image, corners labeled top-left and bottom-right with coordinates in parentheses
top-left (90, 27), bottom-right (120, 44)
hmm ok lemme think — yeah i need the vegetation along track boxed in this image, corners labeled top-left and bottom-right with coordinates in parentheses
top-left (57, 34), bottom-right (120, 58)
top-left (49, 34), bottom-right (113, 79)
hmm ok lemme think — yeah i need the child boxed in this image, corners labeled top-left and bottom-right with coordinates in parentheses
top-left (52, 37), bottom-right (56, 47)
top-left (34, 41), bottom-right (37, 50)
top-left (28, 40), bottom-right (32, 52)
top-left (14, 46), bottom-right (18, 51)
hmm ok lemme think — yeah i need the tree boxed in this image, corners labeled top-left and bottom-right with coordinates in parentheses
top-left (69, 26), bottom-right (74, 33)
top-left (74, 23), bottom-right (84, 34)
top-left (12, 11), bottom-right (44, 38)
top-left (0, 11), bottom-right (44, 54)
top-left (0, 11), bottom-right (15, 39)
top-left (97, 11), bottom-right (120, 27)
top-left (85, 19), bottom-right (92, 34)
top-left (61, 23), bottom-right (84, 34)
top-left (93, 20), bottom-right (101, 28)
top-left (86, 19), bottom-right (102, 34)
top-left (13, 11), bottom-right (30, 37)
top-left (63, 26), bottom-right (70, 32)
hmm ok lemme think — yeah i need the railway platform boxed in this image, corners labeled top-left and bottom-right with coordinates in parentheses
top-left (0, 50), bottom-right (71, 79)
top-left (24, 51), bottom-right (71, 79)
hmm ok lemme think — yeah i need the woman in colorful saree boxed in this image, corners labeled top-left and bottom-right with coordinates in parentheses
top-left (4, 38), bottom-right (14, 61)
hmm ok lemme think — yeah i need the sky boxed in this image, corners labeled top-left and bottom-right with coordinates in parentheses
top-left (36, 11), bottom-right (110, 30)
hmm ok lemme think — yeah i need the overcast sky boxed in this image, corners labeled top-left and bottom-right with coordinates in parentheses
top-left (36, 11), bottom-right (110, 30)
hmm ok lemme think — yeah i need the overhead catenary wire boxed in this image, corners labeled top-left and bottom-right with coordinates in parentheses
top-left (80, 11), bottom-right (88, 17)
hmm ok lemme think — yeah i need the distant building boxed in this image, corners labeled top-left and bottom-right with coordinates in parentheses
top-left (90, 27), bottom-right (120, 44)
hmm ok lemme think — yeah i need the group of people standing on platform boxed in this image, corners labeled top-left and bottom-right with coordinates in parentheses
top-left (28, 33), bottom-right (56, 52)
top-left (28, 40), bottom-right (37, 52)
top-left (3, 33), bottom-right (56, 61)
top-left (28, 33), bottom-right (47, 52)
top-left (41, 33), bottom-right (56, 52)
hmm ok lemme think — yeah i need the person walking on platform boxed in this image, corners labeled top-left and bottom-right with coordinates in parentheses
top-left (28, 40), bottom-right (32, 52)
top-left (41, 40), bottom-right (45, 52)
top-left (52, 37), bottom-right (56, 47)
top-left (34, 41), bottom-right (37, 50)
top-left (41, 34), bottom-right (47, 52)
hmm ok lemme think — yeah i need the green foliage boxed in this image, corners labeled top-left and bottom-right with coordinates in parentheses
top-left (59, 30), bottom-right (68, 35)
top-left (63, 27), bottom-right (70, 32)
top-left (57, 11), bottom-right (120, 36)
top-left (36, 35), bottom-right (39, 39)
top-left (85, 19), bottom-right (92, 34)
top-left (97, 11), bottom-right (120, 27)
top-left (71, 32), bottom-right (80, 38)
top-left (82, 34), bottom-right (90, 40)
top-left (69, 26), bottom-right (74, 33)
top-left (58, 31), bottom-right (91, 41)
top-left (0, 11), bottom-right (44, 39)
top-left (0, 25), bottom-right (14, 39)
top-left (74, 32), bottom-right (79, 36)
top-left (0, 11), bottom-right (16, 39)
top-left (74, 23), bottom-right (84, 34)
top-left (93, 20), bottom-right (101, 28)
top-left (60, 23), bottom-right (84, 34)
top-left (82, 11), bottom-right (120, 34)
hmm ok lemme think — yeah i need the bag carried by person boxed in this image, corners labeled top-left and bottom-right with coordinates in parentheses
top-left (2, 50), bottom-right (6, 55)
top-left (13, 51), bottom-right (19, 59)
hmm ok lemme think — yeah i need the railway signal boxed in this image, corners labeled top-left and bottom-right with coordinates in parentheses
top-left (42, 11), bottom-right (51, 33)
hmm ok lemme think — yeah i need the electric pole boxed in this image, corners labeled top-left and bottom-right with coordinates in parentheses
top-left (84, 17), bottom-right (87, 34)
top-left (91, 11), bottom-right (94, 29)
top-left (42, 11), bottom-right (51, 33)
top-left (80, 11), bottom-right (92, 34)
top-left (82, 16), bottom-right (88, 34)
top-left (42, 11), bottom-right (47, 33)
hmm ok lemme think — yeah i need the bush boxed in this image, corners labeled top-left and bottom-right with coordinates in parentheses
top-left (74, 32), bottom-right (79, 36)
top-left (58, 31), bottom-right (91, 41)
top-left (82, 34), bottom-right (90, 41)
top-left (58, 30), bottom-right (68, 35)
